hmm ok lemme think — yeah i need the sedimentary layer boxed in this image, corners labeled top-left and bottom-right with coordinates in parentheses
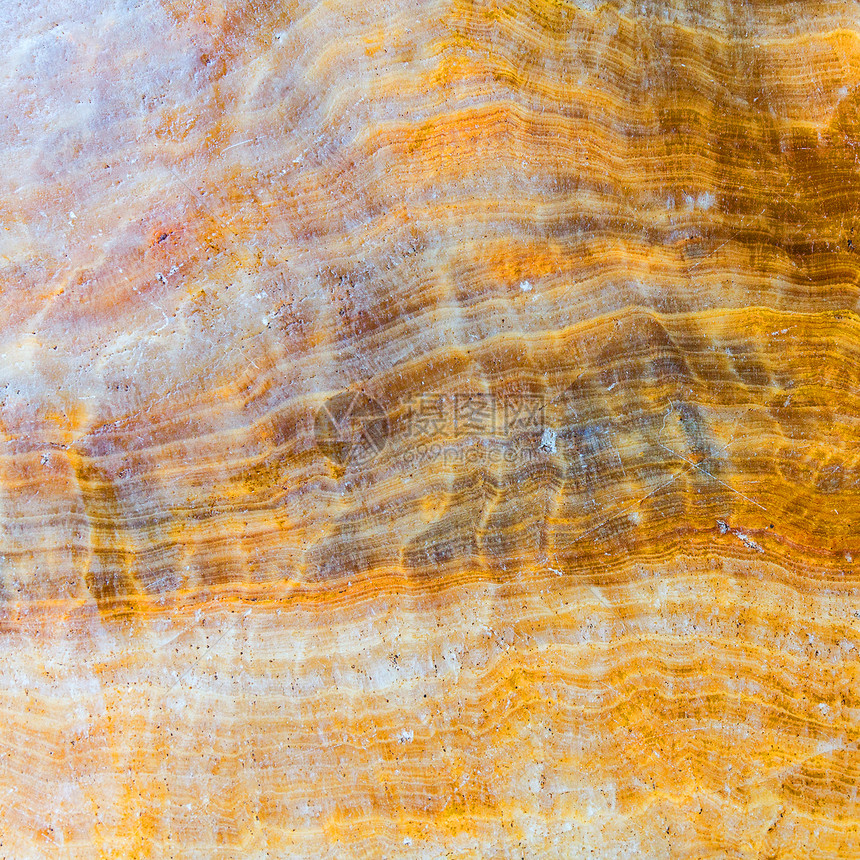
top-left (0, 0), bottom-right (859, 857)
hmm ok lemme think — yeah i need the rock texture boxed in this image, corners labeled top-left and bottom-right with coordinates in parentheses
top-left (1, 0), bottom-right (859, 857)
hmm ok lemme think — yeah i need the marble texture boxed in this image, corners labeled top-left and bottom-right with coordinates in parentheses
top-left (1, 0), bottom-right (859, 857)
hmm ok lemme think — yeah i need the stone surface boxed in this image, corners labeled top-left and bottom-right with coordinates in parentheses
top-left (1, 0), bottom-right (859, 857)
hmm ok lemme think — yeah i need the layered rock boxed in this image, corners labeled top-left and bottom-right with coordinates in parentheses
top-left (0, 0), bottom-right (859, 856)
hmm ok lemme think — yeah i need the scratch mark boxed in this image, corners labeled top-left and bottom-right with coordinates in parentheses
top-left (221, 139), bottom-right (254, 154)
